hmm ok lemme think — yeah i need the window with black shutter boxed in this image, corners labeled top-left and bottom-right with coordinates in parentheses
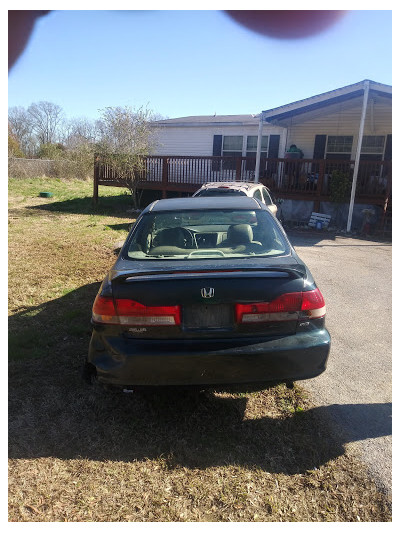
top-left (268, 135), bottom-right (280, 159)
top-left (384, 134), bottom-right (392, 161)
top-left (212, 135), bottom-right (222, 171)
top-left (265, 135), bottom-right (280, 178)
top-left (313, 135), bottom-right (327, 160)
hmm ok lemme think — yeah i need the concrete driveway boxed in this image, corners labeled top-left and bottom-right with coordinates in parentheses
top-left (288, 231), bottom-right (392, 497)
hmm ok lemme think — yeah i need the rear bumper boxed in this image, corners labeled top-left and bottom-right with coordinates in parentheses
top-left (88, 329), bottom-right (331, 388)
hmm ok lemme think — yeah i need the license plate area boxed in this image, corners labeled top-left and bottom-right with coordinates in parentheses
top-left (184, 304), bottom-right (233, 329)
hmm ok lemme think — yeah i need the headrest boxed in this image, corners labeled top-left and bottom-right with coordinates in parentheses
top-left (227, 224), bottom-right (253, 244)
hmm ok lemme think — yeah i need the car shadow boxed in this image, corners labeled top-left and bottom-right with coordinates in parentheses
top-left (25, 194), bottom-right (136, 218)
top-left (318, 402), bottom-right (392, 443)
top-left (105, 222), bottom-right (134, 232)
top-left (287, 230), bottom-right (391, 248)
top-left (8, 282), bottom-right (100, 361)
top-left (8, 283), bottom-right (391, 475)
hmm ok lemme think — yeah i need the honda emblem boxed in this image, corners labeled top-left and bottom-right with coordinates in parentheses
top-left (201, 287), bottom-right (215, 299)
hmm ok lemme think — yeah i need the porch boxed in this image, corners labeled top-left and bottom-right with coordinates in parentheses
top-left (93, 154), bottom-right (391, 214)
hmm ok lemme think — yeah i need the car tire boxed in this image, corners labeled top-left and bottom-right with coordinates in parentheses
top-left (82, 361), bottom-right (96, 385)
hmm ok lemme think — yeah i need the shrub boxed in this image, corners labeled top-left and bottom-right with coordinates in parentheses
top-left (329, 170), bottom-right (351, 204)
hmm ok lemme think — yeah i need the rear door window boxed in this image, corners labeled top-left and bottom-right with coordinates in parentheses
top-left (197, 189), bottom-right (246, 197)
top-left (262, 187), bottom-right (273, 205)
top-left (253, 189), bottom-right (263, 202)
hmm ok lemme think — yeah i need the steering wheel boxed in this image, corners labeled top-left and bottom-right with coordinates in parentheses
top-left (178, 227), bottom-right (197, 248)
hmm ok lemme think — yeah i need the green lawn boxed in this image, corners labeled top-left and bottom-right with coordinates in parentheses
top-left (9, 177), bottom-right (135, 360)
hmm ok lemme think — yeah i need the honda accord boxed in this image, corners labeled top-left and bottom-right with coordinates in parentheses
top-left (84, 196), bottom-right (330, 390)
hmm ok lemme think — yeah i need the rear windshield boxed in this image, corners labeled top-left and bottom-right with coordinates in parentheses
top-left (195, 189), bottom-right (246, 197)
top-left (125, 209), bottom-right (289, 260)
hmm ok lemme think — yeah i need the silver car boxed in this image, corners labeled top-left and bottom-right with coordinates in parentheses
top-left (193, 181), bottom-right (278, 216)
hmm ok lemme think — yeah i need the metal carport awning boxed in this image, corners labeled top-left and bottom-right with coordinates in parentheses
top-left (254, 79), bottom-right (376, 232)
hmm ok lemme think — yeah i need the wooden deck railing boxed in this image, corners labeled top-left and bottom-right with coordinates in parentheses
top-left (93, 154), bottom-right (391, 210)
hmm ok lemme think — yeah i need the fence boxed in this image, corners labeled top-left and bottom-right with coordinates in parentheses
top-left (8, 157), bottom-right (91, 180)
top-left (8, 158), bottom-right (57, 179)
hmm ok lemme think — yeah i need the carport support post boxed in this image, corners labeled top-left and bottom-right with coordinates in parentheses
top-left (279, 127), bottom-right (288, 187)
top-left (254, 112), bottom-right (264, 183)
top-left (346, 80), bottom-right (370, 232)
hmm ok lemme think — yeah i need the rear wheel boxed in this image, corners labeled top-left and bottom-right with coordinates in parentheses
top-left (82, 361), bottom-right (96, 385)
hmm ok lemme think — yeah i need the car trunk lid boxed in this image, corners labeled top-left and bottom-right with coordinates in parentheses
top-left (110, 264), bottom-right (306, 339)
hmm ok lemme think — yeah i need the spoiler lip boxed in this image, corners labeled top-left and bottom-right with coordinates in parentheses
top-left (109, 265), bottom-right (307, 282)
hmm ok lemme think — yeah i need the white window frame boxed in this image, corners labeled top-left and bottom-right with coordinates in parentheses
top-left (246, 135), bottom-right (269, 158)
top-left (220, 135), bottom-right (270, 158)
top-left (222, 136), bottom-right (244, 158)
top-left (361, 135), bottom-right (386, 157)
top-left (326, 135), bottom-right (353, 156)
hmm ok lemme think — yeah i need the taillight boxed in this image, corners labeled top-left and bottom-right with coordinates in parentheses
top-left (115, 299), bottom-right (181, 326)
top-left (300, 289), bottom-right (326, 319)
top-left (92, 295), bottom-right (119, 324)
top-left (235, 289), bottom-right (325, 323)
top-left (92, 295), bottom-right (181, 326)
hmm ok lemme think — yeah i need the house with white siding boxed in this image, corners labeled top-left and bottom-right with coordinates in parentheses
top-left (95, 80), bottom-right (391, 231)
top-left (152, 114), bottom-right (282, 159)
top-left (146, 80), bottom-right (391, 230)
top-left (153, 79), bottom-right (391, 169)
top-left (260, 79), bottom-right (391, 165)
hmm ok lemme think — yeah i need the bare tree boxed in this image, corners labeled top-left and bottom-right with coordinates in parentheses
top-left (95, 106), bottom-right (155, 208)
top-left (27, 101), bottom-right (64, 145)
top-left (58, 117), bottom-right (98, 179)
top-left (8, 106), bottom-right (31, 140)
top-left (62, 117), bottom-right (97, 149)
top-left (150, 112), bottom-right (170, 122)
top-left (8, 106), bottom-right (36, 156)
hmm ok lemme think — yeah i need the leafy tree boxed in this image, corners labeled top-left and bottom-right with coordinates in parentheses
top-left (95, 106), bottom-right (155, 207)
top-left (8, 132), bottom-right (24, 158)
top-left (37, 142), bottom-right (66, 160)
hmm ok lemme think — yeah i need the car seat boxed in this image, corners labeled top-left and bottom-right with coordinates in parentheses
top-left (218, 224), bottom-right (262, 251)
top-left (225, 224), bottom-right (253, 245)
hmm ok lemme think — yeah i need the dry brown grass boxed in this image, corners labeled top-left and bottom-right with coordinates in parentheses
top-left (8, 178), bottom-right (391, 522)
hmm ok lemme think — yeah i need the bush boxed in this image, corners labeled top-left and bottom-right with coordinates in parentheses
top-left (329, 170), bottom-right (351, 204)
top-left (37, 143), bottom-right (66, 159)
top-left (8, 135), bottom-right (24, 158)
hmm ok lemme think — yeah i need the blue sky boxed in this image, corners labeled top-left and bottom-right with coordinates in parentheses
top-left (8, 9), bottom-right (392, 121)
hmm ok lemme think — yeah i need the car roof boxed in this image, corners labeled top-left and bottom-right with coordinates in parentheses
top-left (198, 182), bottom-right (263, 192)
top-left (144, 196), bottom-right (265, 213)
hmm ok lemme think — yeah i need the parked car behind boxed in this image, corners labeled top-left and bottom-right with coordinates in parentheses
top-left (192, 181), bottom-right (278, 216)
top-left (84, 196), bottom-right (330, 391)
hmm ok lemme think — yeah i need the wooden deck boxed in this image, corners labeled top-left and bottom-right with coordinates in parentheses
top-left (93, 154), bottom-right (391, 214)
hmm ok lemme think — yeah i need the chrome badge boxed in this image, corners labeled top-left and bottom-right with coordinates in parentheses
top-left (201, 287), bottom-right (215, 299)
